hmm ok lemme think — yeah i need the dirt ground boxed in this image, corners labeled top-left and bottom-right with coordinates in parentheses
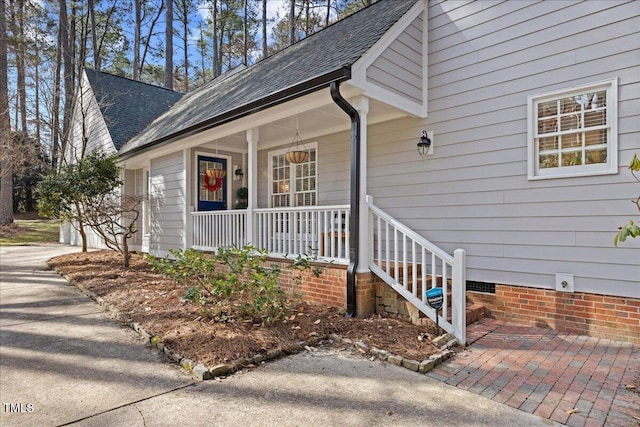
top-left (48, 250), bottom-right (442, 368)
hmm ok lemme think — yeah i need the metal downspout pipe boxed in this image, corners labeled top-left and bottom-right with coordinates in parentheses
top-left (330, 80), bottom-right (360, 318)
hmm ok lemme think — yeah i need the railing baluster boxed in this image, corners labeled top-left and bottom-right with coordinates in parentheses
top-left (421, 246), bottom-right (426, 304)
top-left (402, 234), bottom-right (408, 290)
top-left (442, 259), bottom-right (448, 324)
top-left (412, 240), bottom-right (417, 297)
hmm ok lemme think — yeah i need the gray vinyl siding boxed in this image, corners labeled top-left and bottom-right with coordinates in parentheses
top-left (366, 0), bottom-right (640, 298)
top-left (149, 152), bottom-right (185, 255)
top-left (366, 15), bottom-right (423, 105)
top-left (257, 131), bottom-right (350, 208)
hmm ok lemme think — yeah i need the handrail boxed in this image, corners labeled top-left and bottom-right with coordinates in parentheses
top-left (254, 204), bottom-right (349, 213)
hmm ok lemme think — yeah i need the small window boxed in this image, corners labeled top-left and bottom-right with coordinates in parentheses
top-left (528, 79), bottom-right (618, 180)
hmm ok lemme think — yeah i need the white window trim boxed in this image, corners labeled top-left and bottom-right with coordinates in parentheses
top-left (527, 78), bottom-right (618, 180)
top-left (268, 142), bottom-right (318, 208)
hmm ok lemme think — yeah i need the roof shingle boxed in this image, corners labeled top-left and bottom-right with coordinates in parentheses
top-left (84, 69), bottom-right (183, 150)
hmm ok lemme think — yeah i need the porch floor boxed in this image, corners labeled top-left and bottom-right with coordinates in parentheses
top-left (427, 318), bottom-right (639, 426)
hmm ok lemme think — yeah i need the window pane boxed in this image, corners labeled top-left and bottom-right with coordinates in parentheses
top-left (538, 101), bottom-right (557, 118)
top-left (539, 137), bottom-right (558, 151)
top-left (588, 90), bottom-right (607, 108)
top-left (538, 118), bottom-right (557, 134)
top-left (539, 154), bottom-right (558, 169)
top-left (561, 134), bottom-right (582, 149)
top-left (560, 114), bottom-right (580, 131)
top-left (562, 152), bottom-right (582, 167)
top-left (584, 110), bottom-right (605, 127)
top-left (560, 97), bottom-right (580, 113)
top-left (585, 129), bottom-right (606, 146)
top-left (586, 149), bottom-right (607, 164)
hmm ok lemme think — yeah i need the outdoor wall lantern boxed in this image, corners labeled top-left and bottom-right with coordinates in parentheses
top-left (234, 166), bottom-right (244, 181)
top-left (417, 130), bottom-right (433, 156)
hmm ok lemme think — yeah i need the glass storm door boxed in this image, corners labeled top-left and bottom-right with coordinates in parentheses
top-left (198, 155), bottom-right (227, 211)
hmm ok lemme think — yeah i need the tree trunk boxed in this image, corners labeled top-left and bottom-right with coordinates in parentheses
top-left (122, 234), bottom-right (130, 268)
top-left (133, 0), bottom-right (141, 80)
top-left (60, 0), bottom-right (73, 160)
top-left (262, 0), bottom-right (267, 59)
top-left (165, 0), bottom-right (173, 89)
top-left (0, 0), bottom-right (13, 225)
top-left (89, 0), bottom-right (98, 70)
top-left (325, 0), bottom-right (330, 27)
top-left (51, 0), bottom-right (64, 169)
top-left (16, 0), bottom-right (27, 134)
top-left (34, 31), bottom-right (41, 145)
top-left (243, 0), bottom-right (248, 65)
top-left (212, 0), bottom-right (219, 78)
top-left (182, 0), bottom-right (188, 92)
top-left (75, 202), bottom-right (88, 252)
top-left (289, 0), bottom-right (295, 45)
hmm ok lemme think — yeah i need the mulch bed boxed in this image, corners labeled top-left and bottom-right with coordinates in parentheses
top-left (48, 250), bottom-right (441, 367)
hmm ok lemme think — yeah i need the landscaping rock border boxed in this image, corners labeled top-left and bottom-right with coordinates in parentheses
top-left (57, 268), bottom-right (459, 381)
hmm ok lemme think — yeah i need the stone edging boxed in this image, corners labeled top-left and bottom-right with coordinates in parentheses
top-left (56, 267), bottom-right (459, 380)
top-left (327, 333), bottom-right (458, 375)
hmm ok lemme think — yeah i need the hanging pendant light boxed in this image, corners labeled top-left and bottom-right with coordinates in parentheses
top-left (285, 117), bottom-right (309, 164)
top-left (206, 168), bottom-right (226, 179)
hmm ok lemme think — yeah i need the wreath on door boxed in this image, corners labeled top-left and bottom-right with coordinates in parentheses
top-left (204, 174), bottom-right (223, 192)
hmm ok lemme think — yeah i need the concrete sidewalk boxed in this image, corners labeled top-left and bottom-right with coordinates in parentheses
top-left (0, 245), bottom-right (558, 426)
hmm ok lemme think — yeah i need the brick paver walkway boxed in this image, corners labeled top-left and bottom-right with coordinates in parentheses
top-left (427, 319), bottom-right (639, 426)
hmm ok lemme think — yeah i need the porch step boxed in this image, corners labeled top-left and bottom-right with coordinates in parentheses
top-left (374, 261), bottom-right (487, 327)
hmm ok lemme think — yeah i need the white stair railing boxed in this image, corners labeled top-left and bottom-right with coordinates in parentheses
top-left (367, 196), bottom-right (466, 344)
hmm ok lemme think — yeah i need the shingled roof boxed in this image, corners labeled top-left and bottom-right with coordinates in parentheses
top-left (84, 68), bottom-right (183, 150)
top-left (119, 0), bottom-right (419, 157)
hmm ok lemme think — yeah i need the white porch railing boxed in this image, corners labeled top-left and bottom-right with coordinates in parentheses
top-left (255, 205), bottom-right (350, 262)
top-left (367, 196), bottom-right (467, 344)
top-left (191, 205), bottom-right (350, 262)
top-left (192, 209), bottom-right (248, 250)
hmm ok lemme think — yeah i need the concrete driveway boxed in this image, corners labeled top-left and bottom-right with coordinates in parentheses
top-left (0, 245), bottom-right (558, 426)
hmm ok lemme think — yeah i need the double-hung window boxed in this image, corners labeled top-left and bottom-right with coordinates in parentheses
top-left (269, 143), bottom-right (317, 208)
top-left (528, 79), bottom-right (617, 179)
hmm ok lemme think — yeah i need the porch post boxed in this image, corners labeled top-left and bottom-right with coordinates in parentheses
top-left (246, 128), bottom-right (259, 245)
top-left (354, 96), bottom-right (369, 273)
top-left (183, 148), bottom-right (193, 249)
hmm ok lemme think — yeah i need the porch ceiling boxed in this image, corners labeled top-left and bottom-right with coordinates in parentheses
top-left (202, 93), bottom-right (406, 153)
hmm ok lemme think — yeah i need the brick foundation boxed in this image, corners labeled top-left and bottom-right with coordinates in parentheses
top-left (270, 259), bottom-right (347, 309)
top-left (466, 284), bottom-right (640, 345)
top-left (354, 272), bottom-right (377, 317)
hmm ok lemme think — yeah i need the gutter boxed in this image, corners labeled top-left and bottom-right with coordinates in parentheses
top-left (119, 67), bottom-right (352, 161)
top-left (330, 80), bottom-right (360, 318)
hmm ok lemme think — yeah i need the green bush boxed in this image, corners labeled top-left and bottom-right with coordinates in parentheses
top-left (149, 246), bottom-right (289, 324)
